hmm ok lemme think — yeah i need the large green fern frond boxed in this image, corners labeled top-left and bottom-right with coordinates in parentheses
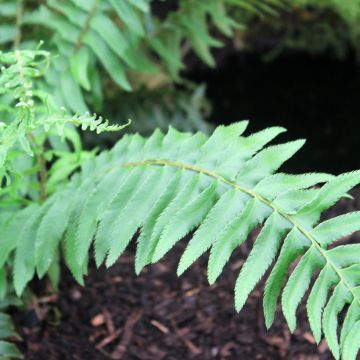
top-left (1, 122), bottom-right (360, 359)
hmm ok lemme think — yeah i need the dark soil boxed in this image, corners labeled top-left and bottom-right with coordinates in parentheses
top-left (13, 190), bottom-right (360, 360)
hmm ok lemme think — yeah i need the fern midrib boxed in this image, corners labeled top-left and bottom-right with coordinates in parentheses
top-left (14, 0), bottom-right (24, 50)
top-left (15, 50), bottom-right (26, 103)
top-left (122, 158), bottom-right (360, 308)
top-left (74, 0), bottom-right (99, 51)
top-left (14, 49), bottom-right (33, 124)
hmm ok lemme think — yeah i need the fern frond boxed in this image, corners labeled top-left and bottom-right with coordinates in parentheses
top-left (1, 122), bottom-right (360, 359)
top-left (43, 110), bottom-right (131, 136)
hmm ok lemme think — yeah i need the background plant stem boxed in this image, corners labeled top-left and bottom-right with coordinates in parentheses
top-left (28, 133), bottom-right (47, 202)
top-left (14, 0), bottom-right (24, 50)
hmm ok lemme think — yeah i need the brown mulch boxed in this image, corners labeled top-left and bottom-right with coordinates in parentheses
top-left (14, 189), bottom-right (360, 360)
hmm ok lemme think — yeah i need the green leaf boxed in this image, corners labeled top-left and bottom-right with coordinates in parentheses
top-left (0, 2), bottom-right (17, 17)
top-left (264, 228), bottom-right (310, 328)
top-left (107, 166), bottom-right (176, 267)
top-left (13, 205), bottom-right (42, 296)
top-left (94, 168), bottom-right (144, 266)
top-left (0, 269), bottom-right (6, 301)
top-left (282, 247), bottom-right (325, 332)
top-left (70, 46), bottom-right (91, 90)
top-left (84, 31), bottom-right (132, 90)
top-left (47, 251), bottom-right (61, 291)
top-left (35, 191), bottom-right (71, 277)
top-left (236, 140), bottom-right (306, 186)
top-left (0, 340), bottom-right (23, 359)
top-left (0, 314), bottom-right (18, 339)
top-left (342, 319), bottom-right (360, 360)
top-left (235, 212), bottom-right (291, 312)
top-left (109, 0), bottom-right (145, 36)
top-left (311, 211), bottom-right (360, 247)
top-left (254, 173), bottom-right (332, 199)
top-left (274, 188), bottom-right (319, 214)
top-left (149, 29), bottom-right (183, 79)
top-left (177, 188), bottom-right (248, 275)
top-left (126, 0), bottom-right (149, 12)
top-left (151, 173), bottom-right (203, 262)
top-left (60, 70), bottom-right (88, 113)
top-left (323, 283), bottom-right (352, 360)
top-left (296, 171), bottom-right (360, 226)
top-left (340, 301), bottom-right (360, 350)
top-left (54, 0), bottom-right (134, 66)
top-left (135, 171), bottom-right (185, 274)
top-left (327, 244), bottom-right (360, 268)
top-left (306, 265), bottom-right (338, 343)
top-left (0, 25), bottom-right (16, 45)
top-left (0, 206), bottom-right (36, 268)
top-left (208, 199), bottom-right (271, 285)
top-left (64, 178), bottom-right (97, 284)
top-left (153, 179), bottom-right (219, 263)
top-left (74, 168), bottom-right (126, 267)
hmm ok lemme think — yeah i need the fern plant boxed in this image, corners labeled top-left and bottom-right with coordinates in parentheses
top-left (1, 117), bottom-right (360, 359)
top-left (1, 5), bottom-right (360, 358)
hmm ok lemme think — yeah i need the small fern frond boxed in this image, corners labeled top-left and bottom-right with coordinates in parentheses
top-left (43, 109), bottom-right (131, 136)
top-left (1, 122), bottom-right (360, 359)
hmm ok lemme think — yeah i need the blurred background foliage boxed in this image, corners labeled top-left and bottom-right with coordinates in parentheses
top-left (238, 0), bottom-right (360, 60)
top-left (1, 0), bottom-right (360, 161)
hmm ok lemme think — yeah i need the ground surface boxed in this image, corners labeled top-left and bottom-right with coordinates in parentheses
top-left (13, 190), bottom-right (360, 360)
